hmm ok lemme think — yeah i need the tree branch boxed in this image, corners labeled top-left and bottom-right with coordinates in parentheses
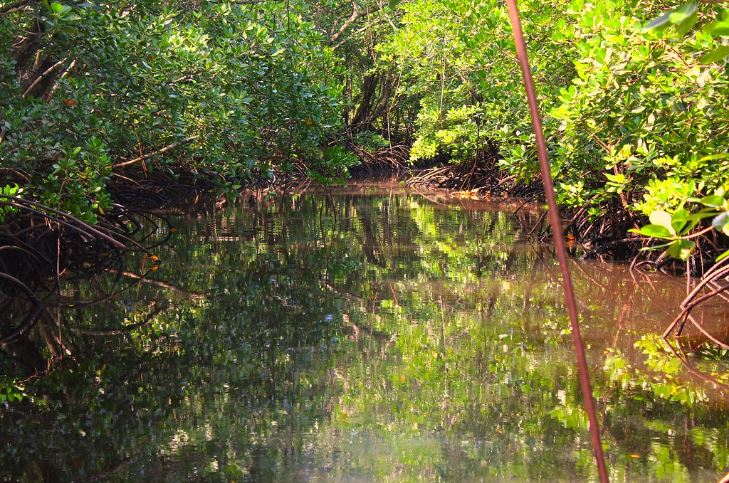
top-left (21, 57), bottom-right (66, 98)
top-left (330, 2), bottom-right (362, 43)
top-left (0, 0), bottom-right (37, 15)
top-left (112, 135), bottom-right (199, 169)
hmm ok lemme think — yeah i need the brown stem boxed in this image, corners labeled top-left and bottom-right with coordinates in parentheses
top-left (505, 2), bottom-right (609, 481)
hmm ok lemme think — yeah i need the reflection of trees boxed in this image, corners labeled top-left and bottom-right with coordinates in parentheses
top-left (295, 193), bottom-right (727, 481)
top-left (1, 191), bottom-right (727, 481)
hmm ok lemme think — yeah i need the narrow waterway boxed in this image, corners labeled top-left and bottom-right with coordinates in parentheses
top-left (2, 185), bottom-right (727, 481)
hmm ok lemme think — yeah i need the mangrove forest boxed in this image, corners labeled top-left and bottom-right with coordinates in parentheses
top-left (0, 0), bottom-right (728, 481)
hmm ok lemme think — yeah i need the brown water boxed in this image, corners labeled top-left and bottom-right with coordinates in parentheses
top-left (1, 185), bottom-right (727, 481)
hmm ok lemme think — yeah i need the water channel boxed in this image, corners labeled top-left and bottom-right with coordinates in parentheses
top-left (1, 185), bottom-right (727, 481)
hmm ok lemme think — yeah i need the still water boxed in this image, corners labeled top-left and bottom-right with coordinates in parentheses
top-left (1, 186), bottom-right (728, 481)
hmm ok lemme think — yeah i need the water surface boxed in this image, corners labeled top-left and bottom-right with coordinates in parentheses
top-left (1, 186), bottom-right (727, 481)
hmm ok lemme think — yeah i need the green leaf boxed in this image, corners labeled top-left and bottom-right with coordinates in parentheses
top-left (644, 2), bottom-right (697, 33)
top-left (49, 2), bottom-right (71, 15)
top-left (667, 239), bottom-right (695, 261)
top-left (698, 153), bottom-right (729, 162)
top-left (637, 224), bottom-right (674, 239)
top-left (700, 195), bottom-right (725, 209)
top-left (716, 250), bottom-right (729, 262)
top-left (2, 184), bottom-right (19, 196)
top-left (605, 172), bottom-right (625, 183)
top-left (701, 46), bottom-right (729, 64)
top-left (669, 2), bottom-right (698, 36)
top-left (671, 208), bottom-right (690, 234)
top-left (705, 20), bottom-right (729, 37)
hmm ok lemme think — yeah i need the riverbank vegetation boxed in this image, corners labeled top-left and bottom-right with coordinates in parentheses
top-left (1, 0), bottom-right (728, 272)
top-left (2, 2), bottom-right (728, 479)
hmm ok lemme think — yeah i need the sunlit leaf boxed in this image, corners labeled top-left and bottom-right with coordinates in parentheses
top-left (637, 224), bottom-right (673, 239)
top-left (701, 195), bottom-right (725, 208)
top-left (705, 20), bottom-right (729, 37)
top-left (649, 210), bottom-right (675, 235)
top-left (671, 208), bottom-right (689, 234)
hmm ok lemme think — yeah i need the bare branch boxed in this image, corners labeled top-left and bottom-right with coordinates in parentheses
top-left (45, 58), bottom-right (77, 101)
top-left (331, 2), bottom-right (362, 43)
top-left (21, 57), bottom-right (66, 98)
top-left (0, 0), bottom-right (37, 15)
top-left (112, 135), bottom-right (200, 169)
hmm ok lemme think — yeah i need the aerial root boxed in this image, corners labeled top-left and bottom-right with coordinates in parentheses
top-left (663, 257), bottom-right (729, 350)
top-left (350, 142), bottom-right (410, 174)
top-left (0, 195), bottom-right (183, 373)
top-left (406, 156), bottom-right (540, 198)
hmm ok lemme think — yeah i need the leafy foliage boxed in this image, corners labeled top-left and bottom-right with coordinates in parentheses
top-left (372, 0), bottom-right (729, 261)
top-left (3, 0), bottom-right (727, 264)
top-left (0, 0), bottom-right (347, 218)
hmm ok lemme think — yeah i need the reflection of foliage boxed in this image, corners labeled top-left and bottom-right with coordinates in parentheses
top-left (604, 343), bottom-right (705, 406)
top-left (601, 335), bottom-right (729, 480)
top-left (1, 191), bottom-right (727, 481)
top-left (604, 334), bottom-right (729, 405)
